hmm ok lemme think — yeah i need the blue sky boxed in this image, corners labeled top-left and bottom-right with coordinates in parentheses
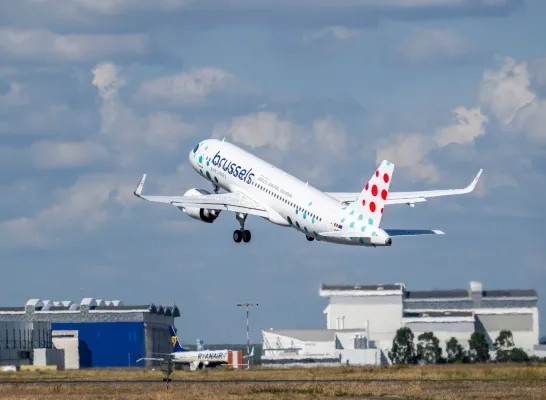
top-left (1, 0), bottom-right (545, 345)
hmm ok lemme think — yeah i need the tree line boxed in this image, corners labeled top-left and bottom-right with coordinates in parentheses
top-left (388, 327), bottom-right (546, 364)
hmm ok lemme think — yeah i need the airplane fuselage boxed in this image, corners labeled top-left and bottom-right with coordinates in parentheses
top-left (189, 139), bottom-right (391, 246)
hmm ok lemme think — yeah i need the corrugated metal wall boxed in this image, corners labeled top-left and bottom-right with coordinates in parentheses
top-left (52, 322), bottom-right (144, 368)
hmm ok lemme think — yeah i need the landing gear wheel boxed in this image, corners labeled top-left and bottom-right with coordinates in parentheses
top-left (233, 230), bottom-right (243, 243)
top-left (212, 184), bottom-right (219, 194)
top-left (242, 230), bottom-right (251, 243)
top-left (306, 235), bottom-right (314, 241)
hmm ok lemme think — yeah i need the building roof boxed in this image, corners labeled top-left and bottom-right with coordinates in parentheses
top-left (265, 329), bottom-right (366, 342)
top-left (321, 284), bottom-right (404, 292)
top-left (321, 281), bottom-right (537, 300)
top-left (0, 297), bottom-right (181, 317)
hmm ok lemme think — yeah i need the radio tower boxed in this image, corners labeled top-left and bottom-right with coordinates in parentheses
top-left (237, 303), bottom-right (258, 361)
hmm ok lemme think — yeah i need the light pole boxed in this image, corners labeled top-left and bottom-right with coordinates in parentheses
top-left (237, 303), bottom-right (258, 359)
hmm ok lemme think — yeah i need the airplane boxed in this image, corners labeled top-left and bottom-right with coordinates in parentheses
top-left (133, 138), bottom-right (482, 247)
top-left (137, 325), bottom-right (254, 371)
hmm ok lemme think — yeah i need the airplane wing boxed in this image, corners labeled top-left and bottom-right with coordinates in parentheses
top-left (320, 229), bottom-right (444, 238)
top-left (326, 169), bottom-right (482, 207)
top-left (133, 174), bottom-right (268, 217)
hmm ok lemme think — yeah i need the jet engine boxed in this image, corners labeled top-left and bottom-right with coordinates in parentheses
top-left (180, 188), bottom-right (221, 223)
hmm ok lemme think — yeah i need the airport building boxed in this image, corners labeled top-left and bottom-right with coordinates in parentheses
top-left (0, 297), bottom-right (180, 369)
top-left (262, 281), bottom-right (540, 366)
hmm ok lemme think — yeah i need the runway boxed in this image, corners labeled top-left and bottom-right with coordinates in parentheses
top-left (1, 378), bottom-right (544, 385)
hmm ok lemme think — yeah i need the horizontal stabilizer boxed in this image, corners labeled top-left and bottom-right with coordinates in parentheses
top-left (383, 229), bottom-right (445, 236)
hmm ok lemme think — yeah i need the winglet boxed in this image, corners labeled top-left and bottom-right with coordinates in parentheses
top-left (466, 169), bottom-right (483, 192)
top-left (134, 174), bottom-right (146, 198)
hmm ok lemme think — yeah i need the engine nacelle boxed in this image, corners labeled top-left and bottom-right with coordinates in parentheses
top-left (180, 188), bottom-right (221, 223)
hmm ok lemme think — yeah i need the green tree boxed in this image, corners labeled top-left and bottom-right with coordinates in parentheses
top-left (416, 332), bottom-right (443, 364)
top-left (494, 330), bottom-right (515, 362)
top-left (445, 337), bottom-right (468, 364)
top-left (388, 327), bottom-right (416, 364)
top-left (468, 332), bottom-right (490, 363)
top-left (507, 347), bottom-right (530, 362)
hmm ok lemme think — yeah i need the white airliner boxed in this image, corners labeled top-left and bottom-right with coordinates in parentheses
top-left (134, 138), bottom-right (482, 246)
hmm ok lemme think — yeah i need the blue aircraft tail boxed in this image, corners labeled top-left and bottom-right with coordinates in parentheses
top-left (169, 325), bottom-right (188, 352)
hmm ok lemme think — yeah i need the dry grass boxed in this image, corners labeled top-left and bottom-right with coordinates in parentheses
top-left (2, 363), bottom-right (546, 382)
top-left (1, 380), bottom-right (545, 400)
top-left (1, 364), bottom-right (545, 399)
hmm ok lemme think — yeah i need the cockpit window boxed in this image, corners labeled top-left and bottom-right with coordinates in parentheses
top-left (192, 143), bottom-right (200, 153)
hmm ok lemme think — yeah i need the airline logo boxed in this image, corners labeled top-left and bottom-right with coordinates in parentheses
top-left (171, 336), bottom-right (177, 347)
top-left (212, 151), bottom-right (255, 184)
top-left (198, 351), bottom-right (228, 360)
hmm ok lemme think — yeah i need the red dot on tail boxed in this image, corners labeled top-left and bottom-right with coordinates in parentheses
top-left (381, 208), bottom-right (384, 214)
top-left (370, 202), bottom-right (376, 212)
top-left (381, 189), bottom-right (388, 200)
top-left (375, 170), bottom-right (379, 177)
top-left (362, 199), bottom-right (366, 206)
top-left (383, 173), bottom-right (389, 183)
top-left (365, 183), bottom-right (369, 190)
top-left (371, 185), bottom-right (378, 196)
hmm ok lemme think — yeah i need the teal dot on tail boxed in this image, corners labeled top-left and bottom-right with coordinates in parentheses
top-left (308, 201), bottom-right (313, 206)
top-left (349, 210), bottom-right (354, 216)
top-left (358, 214), bottom-right (363, 220)
top-left (386, 161), bottom-right (391, 166)
top-left (360, 226), bottom-right (366, 232)
top-left (341, 218), bottom-right (345, 223)
top-left (368, 218), bottom-right (373, 225)
top-left (349, 222), bottom-right (355, 228)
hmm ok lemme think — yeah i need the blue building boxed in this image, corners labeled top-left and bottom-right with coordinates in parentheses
top-left (0, 298), bottom-right (180, 368)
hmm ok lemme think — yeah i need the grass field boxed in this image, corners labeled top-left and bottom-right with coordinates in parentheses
top-left (1, 364), bottom-right (545, 399)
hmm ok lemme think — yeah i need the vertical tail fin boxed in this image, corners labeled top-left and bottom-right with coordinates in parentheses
top-left (351, 160), bottom-right (395, 227)
top-left (169, 325), bottom-right (187, 352)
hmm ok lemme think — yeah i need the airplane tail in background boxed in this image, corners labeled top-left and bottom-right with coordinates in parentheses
top-left (351, 160), bottom-right (395, 227)
top-left (169, 325), bottom-right (188, 352)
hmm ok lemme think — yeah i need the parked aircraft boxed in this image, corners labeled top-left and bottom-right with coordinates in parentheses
top-left (134, 138), bottom-right (482, 247)
top-left (137, 326), bottom-right (253, 371)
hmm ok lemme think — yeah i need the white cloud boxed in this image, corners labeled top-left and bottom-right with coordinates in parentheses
top-left (29, 141), bottom-right (109, 169)
top-left (0, 82), bottom-right (28, 107)
top-left (137, 67), bottom-right (258, 106)
top-left (313, 116), bottom-right (348, 157)
top-left (212, 112), bottom-right (294, 151)
top-left (302, 26), bottom-right (363, 43)
top-left (0, 174), bottom-right (133, 249)
top-left (91, 62), bottom-right (196, 165)
top-left (394, 28), bottom-right (479, 66)
top-left (0, 29), bottom-right (150, 62)
top-left (435, 107), bottom-right (488, 147)
top-left (479, 57), bottom-right (546, 143)
top-left (63, 0), bottom-right (192, 14)
top-left (376, 132), bottom-right (440, 182)
top-left (376, 106), bottom-right (487, 182)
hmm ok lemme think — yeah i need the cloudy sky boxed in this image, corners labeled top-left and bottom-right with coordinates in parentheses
top-left (1, 0), bottom-right (545, 345)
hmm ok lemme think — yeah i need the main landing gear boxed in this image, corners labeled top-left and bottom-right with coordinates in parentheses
top-left (233, 213), bottom-right (251, 243)
top-left (212, 184), bottom-right (219, 194)
top-left (306, 235), bottom-right (314, 241)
